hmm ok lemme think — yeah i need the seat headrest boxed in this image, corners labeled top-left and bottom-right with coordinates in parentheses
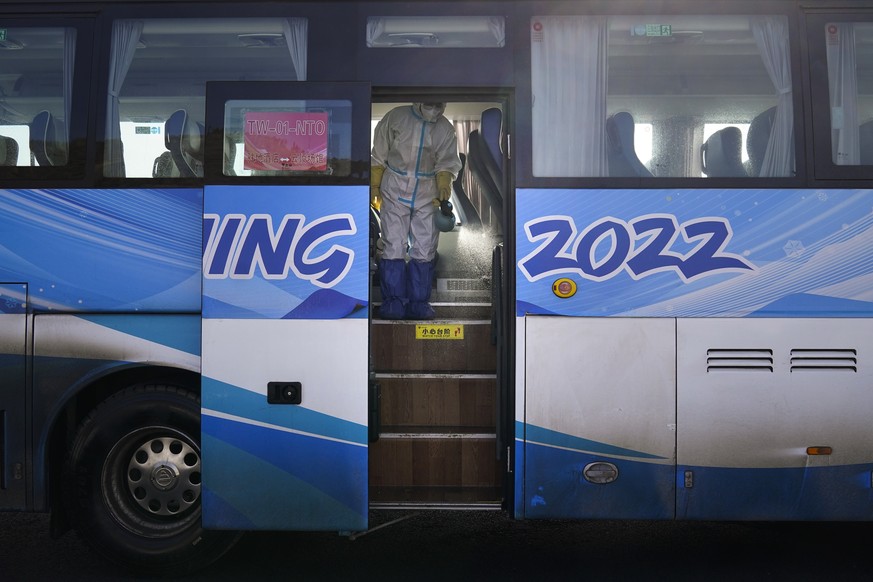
top-left (702, 127), bottom-right (746, 177)
top-left (480, 108), bottom-right (503, 168)
top-left (746, 106), bottom-right (777, 177)
top-left (0, 135), bottom-right (19, 165)
top-left (165, 109), bottom-right (204, 177)
top-left (165, 109), bottom-right (202, 156)
top-left (605, 112), bottom-right (652, 177)
top-left (610, 112), bottom-right (636, 147)
top-left (30, 110), bottom-right (67, 166)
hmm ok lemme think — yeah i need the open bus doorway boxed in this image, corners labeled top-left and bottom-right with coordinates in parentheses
top-left (368, 96), bottom-right (510, 509)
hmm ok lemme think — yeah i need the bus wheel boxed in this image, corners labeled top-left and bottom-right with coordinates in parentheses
top-left (64, 384), bottom-right (239, 574)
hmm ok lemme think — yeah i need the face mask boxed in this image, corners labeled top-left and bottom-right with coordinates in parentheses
top-left (417, 103), bottom-right (445, 122)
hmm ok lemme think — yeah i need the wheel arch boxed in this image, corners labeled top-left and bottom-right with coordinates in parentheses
top-left (46, 364), bottom-right (201, 537)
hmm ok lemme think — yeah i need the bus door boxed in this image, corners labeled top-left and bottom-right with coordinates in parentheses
top-left (367, 98), bottom-right (508, 509)
top-left (200, 82), bottom-right (371, 531)
top-left (0, 283), bottom-right (26, 509)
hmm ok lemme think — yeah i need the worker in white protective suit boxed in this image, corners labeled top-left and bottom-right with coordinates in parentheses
top-left (371, 103), bottom-right (462, 319)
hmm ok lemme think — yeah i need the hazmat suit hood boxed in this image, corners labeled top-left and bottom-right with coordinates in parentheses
top-left (414, 103), bottom-right (446, 123)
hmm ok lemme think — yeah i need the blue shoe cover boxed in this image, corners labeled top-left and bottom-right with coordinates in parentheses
top-left (379, 259), bottom-right (407, 319)
top-left (406, 259), bottom-right (435, 319)
top-left (406, 301), bottom-right (435, 320)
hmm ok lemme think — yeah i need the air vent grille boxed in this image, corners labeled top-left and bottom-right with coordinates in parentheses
top-left (707, 349), bottom-right (773, 372)
top-left (444, 279), bottom-right (490, 291)
top-left (790, 349), bottom-right (857, 373)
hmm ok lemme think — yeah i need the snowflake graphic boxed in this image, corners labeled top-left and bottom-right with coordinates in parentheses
top-left (783, 239), bottom-right (804, 258)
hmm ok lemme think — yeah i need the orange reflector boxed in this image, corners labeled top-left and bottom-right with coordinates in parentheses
top-left (552, 278), bottom-right (577, 299)
top-left (807, 446), bottom-right (832, 456)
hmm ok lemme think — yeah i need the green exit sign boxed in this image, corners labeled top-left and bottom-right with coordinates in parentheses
top-left (0, 29), bottom-right (7, 42)
top-left (647, 24), bottom-right (672, 37)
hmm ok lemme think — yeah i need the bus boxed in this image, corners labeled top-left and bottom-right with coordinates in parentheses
top-left (2, 0), bottom-right (873, 573)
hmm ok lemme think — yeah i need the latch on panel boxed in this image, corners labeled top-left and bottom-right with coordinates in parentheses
top-left (267, 382), bottom-right (302, 404)
top-left (684, 470), bottom-right (694, 488)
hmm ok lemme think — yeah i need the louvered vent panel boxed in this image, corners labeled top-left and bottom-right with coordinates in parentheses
top-left (707, 349), bottom-right (773, 372)
top-left (445, 278), bottom-right (490, 291)
top-left (790, 349), bottom-right (857, 373)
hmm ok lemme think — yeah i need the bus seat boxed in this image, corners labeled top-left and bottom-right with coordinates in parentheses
top-left (466, 108), bottom-right (505, 229)
top-left (152, 151), bottom-right (180, 178)
top-left (480, 107), bottom-right (504, 172)
top-left (746, 106), bottom-right (776, 177)
top-left (467, 128), bottom-right (504, 228)
top-left (606, 112), bottom-right (652, 177)
top-left (453, 153), bottom-right (482, 229)
top-left (0, 135), bottom-right (18, 165)
top-left (859, 120), bottom-right (873, 166)
top-left (165, 109), bottom-right (203, 177)
top-left (30, 110), bottom-right (67, 166)
top-left (701, 127), bottom-right (747, 177)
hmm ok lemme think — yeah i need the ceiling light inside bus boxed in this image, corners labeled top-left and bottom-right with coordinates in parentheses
top-left (387, 33), bottom-right (439, 47)
top-left (238, 33), bottom-right (286, 48)
top-left (0, 38), bottom-right (24, 50)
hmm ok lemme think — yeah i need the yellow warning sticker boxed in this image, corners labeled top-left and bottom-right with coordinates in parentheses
top-left (415, 324), bottom-right (464, 340)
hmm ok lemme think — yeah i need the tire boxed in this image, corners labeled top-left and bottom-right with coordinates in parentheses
top-left (63, 384), bottom-right (240, 575)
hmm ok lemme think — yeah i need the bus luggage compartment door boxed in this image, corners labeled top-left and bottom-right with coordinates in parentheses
top-left (0, 284), bottom-right (26, 510)
top-left (677, 318), bottom-right (873, 520)
top-left (201, 185), bottom-right (370, 531)
top-left (522, 317), bottom-right (676, 519)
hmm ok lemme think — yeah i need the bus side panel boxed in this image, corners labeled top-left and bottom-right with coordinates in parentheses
top-left (677, 318), bottom-right (873, 520)
top-left (201, 319), bottom-right (368, 530)
top-left (522, 317), bottom-right (676, 519)
top-left (515, 188), bottom-right (873, 319)
top-left (201, 185), bottom-right (369, 531)
top-left (0, 284), bottom-right (27, 510)
top-left (0, 188), bottom-right (201, 314)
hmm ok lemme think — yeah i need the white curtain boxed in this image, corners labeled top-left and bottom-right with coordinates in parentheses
top-left (104, 20), bottom-right (143, 177)
top-left (488, 17), bottom-right (505, 47)
top-left (531, 16), bottom-right (608, 177)
top-left (825, 23), bottom-right (859, 165)
top-left (365, 18), bottom-right (385, 47)
top-left (283, 18), bottom-right (308, 81)
top-left (63, 27), bottom-right (76, 158)
top-left (751, 15), bottom-right (794, 177)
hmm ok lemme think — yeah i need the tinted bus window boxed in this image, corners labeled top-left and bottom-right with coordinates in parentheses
top-left (103, 17), bottom-right (307, 178)
top-left (0, 27), bottom-right (76, 167)
top-left (530, 14), bottom-right (795, 178)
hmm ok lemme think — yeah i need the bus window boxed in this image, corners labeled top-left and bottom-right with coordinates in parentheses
top-left (0, 27), bottom-right (75, 167)
top-left (824, 22), bottom-right (873, 166)
top-left (103, 17), bottom-right (307, 178)
top-left (530, 14), bottom-right (795, 178)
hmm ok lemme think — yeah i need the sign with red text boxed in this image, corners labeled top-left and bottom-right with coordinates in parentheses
top-left (244, 111), bottom-right (329, 172)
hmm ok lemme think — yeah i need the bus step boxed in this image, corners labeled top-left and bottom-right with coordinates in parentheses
top-left (371, 301), bottom-right (492, 319)
top-left (368, 501), bottom-right (503, 511)
top-left (369, 486), bottom-right (503, 510)
top-left (371, 320), bottom-right (496, 373)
